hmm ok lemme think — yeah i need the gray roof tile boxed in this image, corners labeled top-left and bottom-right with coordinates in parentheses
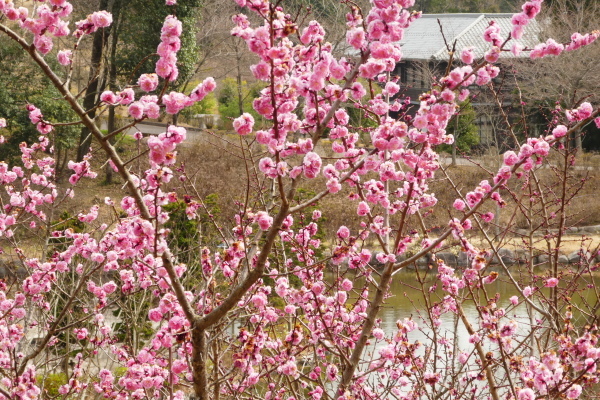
top-left (399, 14), bottom-right (539, 61)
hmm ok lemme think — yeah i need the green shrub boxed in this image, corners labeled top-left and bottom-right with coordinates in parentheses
top-left (114, 366), bottom-right (128, 379)
top-left (180, 91), bottom-right (218, 121)
top-left (217, 77), bottom-right (263, 121)
top-left (37, 373), bottom-right (68, 398)
top-left (163, 194), bottom-right (221, 265)
top-left (437, 100), bottom-right (479, 153)
top-left (47, 211), bottom-right (86, 253)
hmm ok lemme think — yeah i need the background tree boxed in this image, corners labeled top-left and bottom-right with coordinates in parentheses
top-left (516, 0), bottom-right (600, 152)
top-left (415, 0), bottom-right (519, 13)
top-left (439, 101), bottom-right (480, 164)
top-left (115, 0), bottom-right (200, 85)
top-left (217, 77), bottom-right (263, 121)
top-left (0, 39), bottom-right (79, 176)
top-left (76, 0), bottom-right (202, 161)
top-left (75, 0), bottom-right (110, 162)
top-left (287, 0), bottom-right (366, 53)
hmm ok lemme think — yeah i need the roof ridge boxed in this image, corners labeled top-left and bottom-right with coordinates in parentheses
top-left (432, 14), bottom-right (485, 60)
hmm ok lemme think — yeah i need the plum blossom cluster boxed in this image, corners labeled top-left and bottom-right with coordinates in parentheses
top-left (147, 125), bottom-right (186, 165)
top-left (233, 112), bottom-right (255, 135)
top-left (513, 332), bottom-right (600, 399)
top-left (230, 13), bottom-right (596, 399)
top-left (97, 13), bottom-right (216, 122)
top-left (100, 87), bottom-right (135, 106)
top-left (225, 259), bottom-right (385, 394)
top-left (100, 76), bottom-right (215, 121)
top-left (448, 102), bottom-right (591, 233)
top-left (0, 5), bottom-right (212, 397)
top-left (529, 31), bottom-right (600, 59)
top-left (1, 0), bottom-right (73, 55)
top-left (222, 215), bottom-right (467, 399)
top-left (565, 31), bottom-right (600, 51)
top-left (231, 0), bottom-right (600, 397)
top-left (510, 0), bottom-right (542, 39)
top-left (566, 101), bottom-right (594, 122)
top-left (156, 15), bottom-right (182, 82)
top-left (73, 10), bottom-right (112, 37)
top-left (26, 104), bottom-right (53, 135)
top-left (234, 0), bottom-right (491, 232)
top-left (1, 0), bottom-right (600, 399)
top-left (354, 0), bottom-right (418, 80)
top-left (0, 365), bottom-right (39, 400)
top-left (1, 143), bottom-right (57, 228)
top-left (506, 0), bottom-right (600, 59)
top-left (67, 156), bottom-right (97, 185)
top-left (422, 258), bottom-right (600, 400)
top-left (0, 139), bottom-right (118, 399)
top-left (127, 95), bottom-right (161, 120)
top-left (470, 1), bottom-right (600, 60)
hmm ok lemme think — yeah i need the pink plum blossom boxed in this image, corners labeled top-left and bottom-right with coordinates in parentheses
top-left (355, 201), bottom-right (370, 216)
top-left (233, 113), bottom-right (255, 135)
top-left (566, 384), bottom-right (583, 399)
top-left (545, 277), bottom-right (559, 287)
top-left (57, 50), bottom-right (72, 65)
top-left (553, 125), bottom-right (568, 138)
top-left (90, 10), bottom-right (112, 28)
top-left (453, 199), bottom-right (466, 211)
top-left (138, 73), bottom-right (159, 92)
top-left (255, 211), bottom-right (273, 231)
top-left (518, 388), bottom-right (535, 400)
top-left (461, 47), bottom-right (474, 64)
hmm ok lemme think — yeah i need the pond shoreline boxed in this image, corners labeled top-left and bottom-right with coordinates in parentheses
top-left (386, 247), bottom-right (600, 270)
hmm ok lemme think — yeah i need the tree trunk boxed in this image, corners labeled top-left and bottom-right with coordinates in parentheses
top-left (235, 42), bottom-right (244, 115)
top-left (191, 325), bottom-right (208, 400)
top-left (76, 0), bottom-right (110, 162)
top-left (575, 131), bottom-right (583, 154)
top-left (105, 0), bottom-right (124, 183)
top-left (54, 144), bottom-right (63, 183)
top-left (451, 113), bottom-right (458, 166)
top-left (105, 106), bottom-right (116, 183)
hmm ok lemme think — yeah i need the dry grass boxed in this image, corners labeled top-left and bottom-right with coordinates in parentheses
top-left (4, 132), bottom-right (600, 262)
top-left (469, 234), bottom-right (600, 255)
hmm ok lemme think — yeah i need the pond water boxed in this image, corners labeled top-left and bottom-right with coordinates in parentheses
top-left (361, 268), bottom-right (600, 350)
top-left (340, 268), bottom-right (600, 398)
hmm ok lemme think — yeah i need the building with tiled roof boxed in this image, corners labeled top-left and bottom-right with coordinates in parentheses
top-left (395, 14), bottom-right (540, 147)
